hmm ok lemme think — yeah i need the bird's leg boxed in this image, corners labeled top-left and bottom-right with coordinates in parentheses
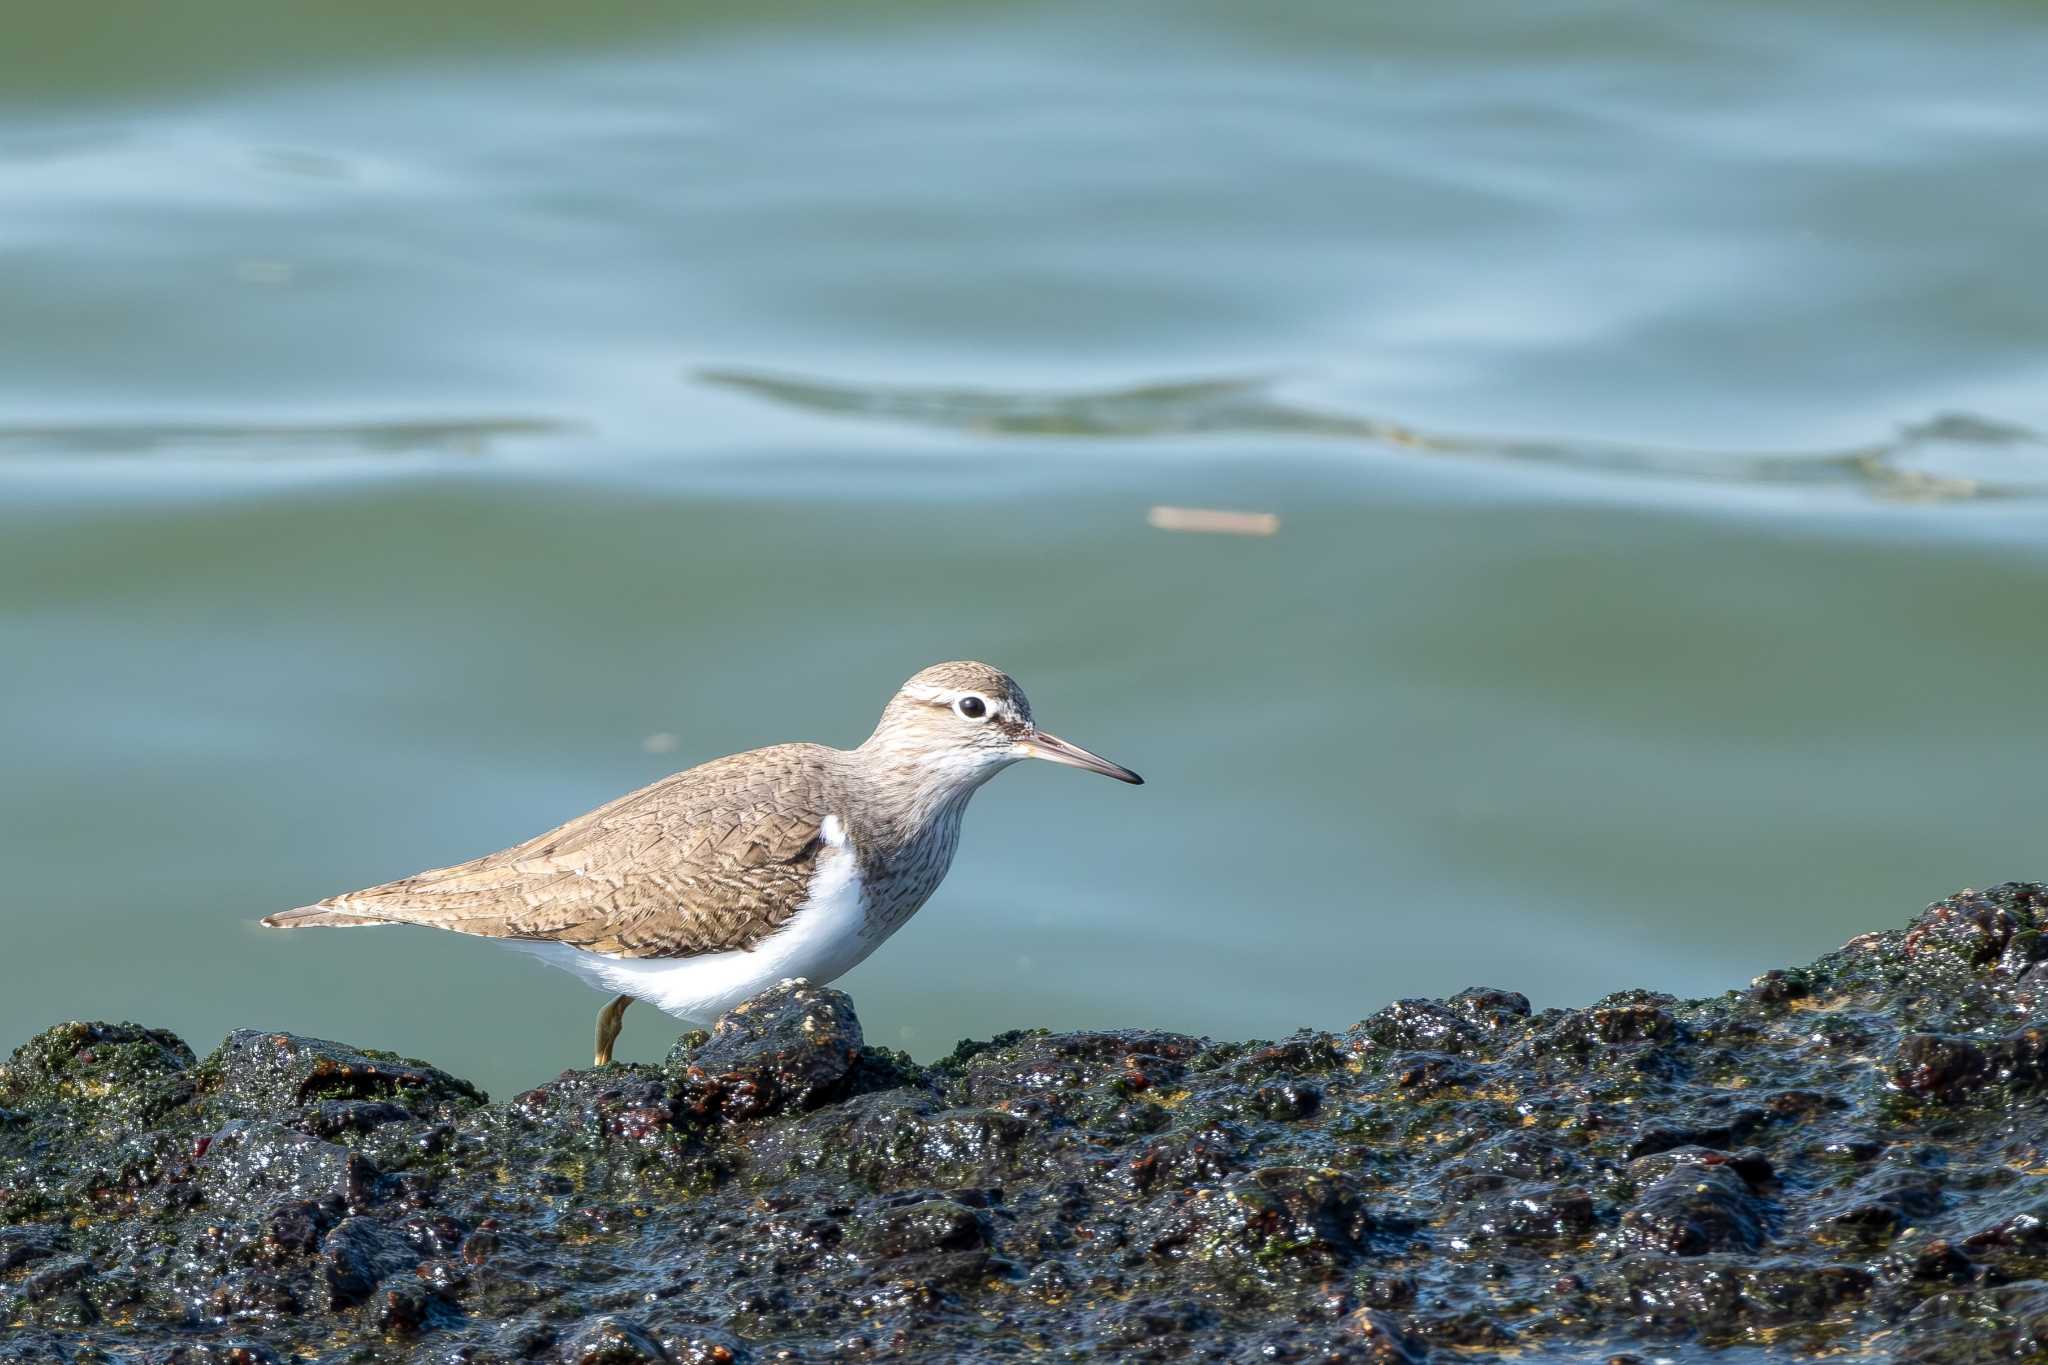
top-left (594, 994), bottom-right (633, 1067)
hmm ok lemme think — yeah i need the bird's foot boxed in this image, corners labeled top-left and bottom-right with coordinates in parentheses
top-left (593, 993), bottom-right (634, 1067)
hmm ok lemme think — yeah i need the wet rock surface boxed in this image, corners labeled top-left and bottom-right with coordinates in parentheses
top-left (9, 887), bottom-right (2048, 1359)
top-left (666, 977), bottom-right (866, 1121)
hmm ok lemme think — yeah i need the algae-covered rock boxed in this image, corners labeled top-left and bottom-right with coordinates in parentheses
top-left (142, 1346), bottom-right (283, 1365)
top-left (666, 978), bottom-right (863, 1119)
top-left (0, 1020), bottom-right (196, 1130)
top-left (563, 1315), bottom-right (672, 1363)
top-left (1152, 1165), bottom-right (1381, 1271)
top-left (1617, 1156), bottom-right (1769, 1255)
top-left (0, 1224), bottom-right (63, 1272)
top-left (206, 1028), bottom-right (485, 1119)
top-left (195, 1120), bottom-right (378, 1215)
top-left (317, 1214), bottom-right (420, 1310)
top-left (9, 883), bottom-right (2048, 1360)
top-left (850, 1193), bottom-right (992, 1285)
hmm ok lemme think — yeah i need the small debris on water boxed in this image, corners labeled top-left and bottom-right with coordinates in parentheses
top-left (642, 732), bottom-right (679, 755)
top-left (1147, 505), bottom-right (1280, 536)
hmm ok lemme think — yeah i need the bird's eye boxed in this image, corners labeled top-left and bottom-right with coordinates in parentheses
top-left (956, 695), bottom-right (989, 720)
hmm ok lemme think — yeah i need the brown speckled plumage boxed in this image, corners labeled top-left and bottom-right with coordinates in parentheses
top-left (261, 661), bottom-right (1134, 965)
top-left (269, 744), bottom-right (841, 956)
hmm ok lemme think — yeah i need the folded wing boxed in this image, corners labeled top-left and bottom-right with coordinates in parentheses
top-left (262, 745), bottom-right (833, 958)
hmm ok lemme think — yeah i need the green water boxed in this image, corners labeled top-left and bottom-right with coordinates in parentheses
top-left (4, 1), bottom-right (2045, 1097)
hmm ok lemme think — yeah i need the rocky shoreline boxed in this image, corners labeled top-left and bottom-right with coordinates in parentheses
top-left (7, 884), bottom-right (2048, 1363)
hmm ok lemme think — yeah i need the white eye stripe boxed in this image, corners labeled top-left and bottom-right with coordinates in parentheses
top-left (898, 682), bottom-right (1021, 725)
top-left (903, 684), bottom-right (991, 708)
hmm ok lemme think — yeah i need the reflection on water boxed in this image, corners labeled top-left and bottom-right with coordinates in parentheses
top-left (0, 418), bottom-right (574, 459)
top-left (702, 368), bottom-right (2048, 503)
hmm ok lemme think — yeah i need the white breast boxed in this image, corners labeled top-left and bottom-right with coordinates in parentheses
top-left (506, 814), bottom-right (880, 1025)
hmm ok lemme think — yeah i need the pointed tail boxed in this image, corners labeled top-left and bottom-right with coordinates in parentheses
top-left (260, 904), bottom-right (392, 929)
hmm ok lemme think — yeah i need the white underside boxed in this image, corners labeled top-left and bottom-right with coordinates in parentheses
top-left (504, 814), bottom-right (876, 1025)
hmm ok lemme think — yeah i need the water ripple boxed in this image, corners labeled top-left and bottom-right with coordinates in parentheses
top-left (699, 368), bottom-right (2048, 503)
top-left (0, 417), bottom-right (574, 460)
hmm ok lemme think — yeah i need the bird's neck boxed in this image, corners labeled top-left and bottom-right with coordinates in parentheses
top-left (842, 741), bottom-right (997, 866)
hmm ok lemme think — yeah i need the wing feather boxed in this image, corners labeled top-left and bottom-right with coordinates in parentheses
top-left (264, 744), bottom-right (837, 957)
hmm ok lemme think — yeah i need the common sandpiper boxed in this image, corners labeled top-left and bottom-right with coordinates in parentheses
top-left (263, 661), bottom-right (1142, 1064)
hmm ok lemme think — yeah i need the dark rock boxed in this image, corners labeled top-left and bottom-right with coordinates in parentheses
top-left (319, 1214), bottom-right (418, 1309)
top-left (667, 979), bottom-right (862, 1119)
top-left (942, 1026), bottom-right (1204, 1110)
top-left (18, 1254), bottom-right (92, 1300)
top-left (1451, 1183), bottom-right (1597, 1245)
top-left (1449, 985), bottom-right (1533, 1029)
top-left (1092, 1298), bottom-right (1214, 1349)
top-left (1341, 1309), bottom-right (1427, 1363)
top-left (654, 1326), bottom-right (749, 1365)
top-left (1356, 1272), bottom-right (1418, 1309)
top-left (1748, 968), bottom-right (1812, 1004)
top-left (1599, 1253), bottom-right (1872, 1338)
top-left (854, 1195), bottom-right (988, 1256)
top-left (1893, 1027), bottom-right (2048, 1101)
top-left (207, 1029), bottom-right (483, 1119)
top-left (1963, 1197), bottom-right (2048, 1256)
top-left (1350, 997), bottom-right (1483, 1055)
top-left (5, 882), bottom-right (2048, 1362)
top-left (563, 1316), bottom-right (671, 1363)
top-left (848, 1194), bottom-right (991, 1285)
top-left (1893, 1033), bottom-right (1990, 1099)
top-left (1738, 1258), bottom-right (1873, 1323)
top-left (0, 1021), bottom-right (196, 1133)
top-left (1024, 1258), bottom-right (1076, 1303)
top-left (1121, 1122), bottom-right (1246, 1192)
top-left (262, 1199), bottom-right (326, 1255)
top-left (1878, 1236), bottom-right (1972, 1286)
top-left (1558, 996), bottom-right (1680, 1048)
top-left (194, 1120), bottom-right (376, 1214)
top-left (1987, 1027), bottom-right (2048, 1086)
top-left (1619, 1159), bottom-right (1768, 1255)
top-left (0, 1021), bottom-right (196, 1096)
top-left (1234, 1030), bottom-right (1346, 1076)
top-left (1761, 1088), bottom-right (1844, 1121)
top-left (145, 1346), bottom-right (283, 1365)
top-left (1460, 1128), bottom-right (1583, 1179)
top-left (1246, 1078), bottom-right (1321, 1120)
top-left (1899, 1281), bottom-right (2048, 1362)
top-left (1509, 994), bottom-right (1687, 1087)
top-left (0, 1223), bottom-right (64, 1271)
top-left (396, 1209), bottom-right (469, 1256)
top-left (777, 1088), bottom-right (1034, 1188)
top-left (373, 1278), bottom-right (433, 1332)
top-left (1386, 1049), bottom-right (1484, 1093)
top-left (1807, 1167), bottom-right (1945, 1247)
top-left (1411, 1309), bottom-right (1518, 1349)
top-left (1901, 884), bottom-right (2048, 968)
top-left (1627, 1107), bottom-right (1768, 1158)
top-left (301, 1098), bottom-right (414, 1137)
top-left (204, 1267), bottom-right (304, 1322)
top-left (1144, 1165), bottom-right (1379, 1271)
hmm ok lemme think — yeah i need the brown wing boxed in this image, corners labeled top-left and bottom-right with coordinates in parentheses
top-left (267, 744), bottom-right (836, 957)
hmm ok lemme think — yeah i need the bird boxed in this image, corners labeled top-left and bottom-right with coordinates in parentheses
top-left (262, 661), bottom-right (1142, 1066)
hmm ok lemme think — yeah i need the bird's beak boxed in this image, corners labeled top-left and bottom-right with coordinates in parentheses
top-left (1019, 729), bottom-right (1144, 785)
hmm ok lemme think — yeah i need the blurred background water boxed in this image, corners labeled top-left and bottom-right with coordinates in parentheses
top-left (4, 0), bottom-right (2045, 1097)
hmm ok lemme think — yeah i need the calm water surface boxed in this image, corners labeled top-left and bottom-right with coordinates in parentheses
top-left (4, 1), bottom-right (2046, 1096)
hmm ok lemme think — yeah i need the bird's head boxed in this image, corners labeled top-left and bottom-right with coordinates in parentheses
top-left (864, 660), bottom-right (1143, 794)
